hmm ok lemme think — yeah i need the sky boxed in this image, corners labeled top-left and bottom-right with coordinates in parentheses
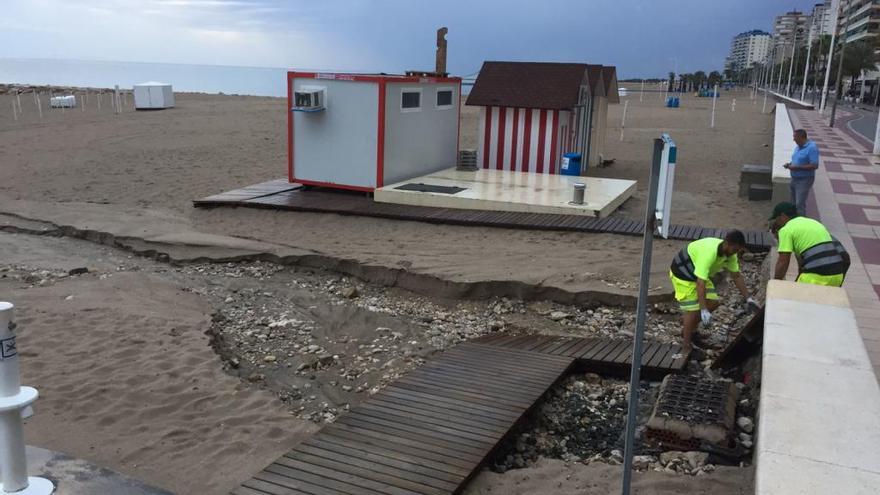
top-left (0, 0), bottom-right (822, 79)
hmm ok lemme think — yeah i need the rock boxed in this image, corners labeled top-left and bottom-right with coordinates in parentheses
top-left (229, 358), bottom-right (240, 369)
top-left (341, 286), bottom-right (359, 299)
top-left (738, 432), bottom-right (752, 443)
top-left (316, 353), bottom-right (335, 366)
top-left (682, 451), bottom-right (709, 469)
top-left (659, 451), bottom-right (684, 465)
top-left (263, 355), bottom-right (277, 363)
top-left (632, 455), bottom-right (654, 470)
top-left (68, 267), bottom-right (89, 276)
top-left (342, 385), bottom-right (353, 392)
top-left (550, 311), bottom-right (570, 321)
top-left (582, 373), bottom-right (602, 385)
top-left (737, 416), bottom-right (754, 433)
top-left (248, 373), bottom-right (265, 382)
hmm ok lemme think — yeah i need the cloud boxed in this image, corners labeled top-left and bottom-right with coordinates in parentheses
top-left (0, 0), bottom-right (384, 70)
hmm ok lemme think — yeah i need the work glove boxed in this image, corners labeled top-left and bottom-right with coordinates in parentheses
top-left (746, 297), bottom-right (760, 312)
top-left (700, 308), bottom-right (712, 327)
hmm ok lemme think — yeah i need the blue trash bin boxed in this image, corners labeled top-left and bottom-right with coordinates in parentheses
top-left (560, 153), bottom-right (582, 176)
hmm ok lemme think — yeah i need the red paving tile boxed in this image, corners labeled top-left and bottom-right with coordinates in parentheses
top-left (875, 285), bottom-right (880, 300)
top-left (839, 204), bottom-right (880, 225)
top-left (830, 179), bottom-right (854, 194)
top-left (852, 237), bottom-right (880, 264)
top-left (824, 162), bottom-right (846, 172)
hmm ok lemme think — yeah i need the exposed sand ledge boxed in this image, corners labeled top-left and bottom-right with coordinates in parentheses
top-left (0, 197), bottom-right (672, 307)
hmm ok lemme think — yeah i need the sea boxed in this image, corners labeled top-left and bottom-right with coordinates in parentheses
top-left (0, 58), bottom-right (300, 97)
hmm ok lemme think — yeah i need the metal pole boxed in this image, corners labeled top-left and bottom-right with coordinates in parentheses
top-left (812, 34), bottom-right (825, 105)
top-left (801, 26), bottom-right (814, 101)
top-left (821, 0), bottom-right (842, 112)
top-left (0, 303), bottom-right (54, 495)
top-left (786, 28), bottom-right (799, 96)
top-left (620, 100), bottom-right (629, 141)
top-left (872, 105), bottom-right (880, 154)
top-left (831, 0), bottom-right (852, 127)
top-left (621, 138), bottom-right (663, 495)
top-left (711, 83), bottom-right (718, 128)
top-left (640, 79), bottom-right (644, 102)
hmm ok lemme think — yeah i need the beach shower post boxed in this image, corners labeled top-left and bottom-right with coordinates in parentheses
top-left (0, 303), bottom-right (54, 495)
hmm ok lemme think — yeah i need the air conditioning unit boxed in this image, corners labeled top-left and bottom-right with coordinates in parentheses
top-left (293, 88), bottom-right (325, 112)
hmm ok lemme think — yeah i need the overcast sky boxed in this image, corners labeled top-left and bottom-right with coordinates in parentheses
top-left (1, 0), bottom-right (821, 78)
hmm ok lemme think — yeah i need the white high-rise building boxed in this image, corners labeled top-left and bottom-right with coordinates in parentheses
top-left (810, 1), bottom-right (836, 38)
top-left (772, 11), bottom-right (811, 63)
top-left (725, 30), bottom-right (772, 72)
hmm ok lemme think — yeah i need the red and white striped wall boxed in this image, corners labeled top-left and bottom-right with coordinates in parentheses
top-left (476, 106), bottom-right (573, 174)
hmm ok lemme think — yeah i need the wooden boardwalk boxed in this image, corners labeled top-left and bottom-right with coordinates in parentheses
top-left (473, 334), bottom-right (687, 380)
top-left (195, 182), bottom-right (773, 251)
top-left (233, 343), bottom-right (574, 495)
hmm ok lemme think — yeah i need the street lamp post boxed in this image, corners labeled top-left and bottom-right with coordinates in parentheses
top-left (820, 0), bottom-right (842, 112)
top-left (830, 0), bottom-right (853, 127)
top-left (786, 26), bottom-right (801, 96)
top-left (801, 25), bottom-right (814, 101)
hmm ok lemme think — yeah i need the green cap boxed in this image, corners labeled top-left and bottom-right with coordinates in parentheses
top-left (769, 202), bottom-right (798, 220)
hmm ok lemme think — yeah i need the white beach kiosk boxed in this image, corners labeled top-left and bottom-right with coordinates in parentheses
top-left (287, 71), bottom-right (461, 191)
top-left (133, 82), bottom-right (174, 110)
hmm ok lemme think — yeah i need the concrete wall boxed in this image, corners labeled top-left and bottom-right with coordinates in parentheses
top-left (383, 82), bottom-right (459, 186)
top-left (771, 103), bottom-right (794, 201)
top-left (756, 280), bottom-right (880, 494)
top-left (292, 79), bottom-right (379, 189)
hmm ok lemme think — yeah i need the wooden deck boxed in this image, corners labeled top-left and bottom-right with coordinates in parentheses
top-left (472, 334), bottom-right (688, 380)
top-left (233, 343), bottom-right (574, 495)
top-left (233, 334), bottom-right (687, 495)
top-left (194, 182), bottom-right (773, 251)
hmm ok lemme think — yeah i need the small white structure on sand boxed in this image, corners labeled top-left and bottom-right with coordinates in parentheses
top-left (49, 95), bottom-right (76, 108)
top-left (133, 82), bottom-right (174, 110)
top-left (287, 72), bottom-right (461, 191)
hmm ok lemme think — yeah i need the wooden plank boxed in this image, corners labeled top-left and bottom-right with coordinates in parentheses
top-left (639, 342), bottom-right (665, 367)
top-left (577, 339), bottom-right (616, 360)
top-left (551, 338), bottom-right (587, 356)
top-left (258, 465), bottom-right (386, 495)
top-left (560, 337), bottom-right (599, 357)
top-left (646, 343), bottom-right (672, 368)
top-left (285, 448), bottom-right (453, 495)
top-left (374, 388), bottom-right (519, 422)
top-left (362, 398), bottom-right (509, 434)
top-left (344, 409), bottom-right (495, 446)
top-left (424, 357), bottom-right (559, 385)
top-left (311, 435), bottom-right (470, 478)
top-left (432, 347), bottom-right (566, 375)
top-left (324, 422), bottom-right (483, 465)
top-left (321, 425), bottom-right (475, 470)
top-left (302, 439), bottom-right (463, 487)
top-left (242, 475), bottom-right (325, 495)
top-left (269, 458), bottom-right (421, 495)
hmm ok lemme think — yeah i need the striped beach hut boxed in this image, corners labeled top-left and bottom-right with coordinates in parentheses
top-left (466, 61), bottom-right (618, 174)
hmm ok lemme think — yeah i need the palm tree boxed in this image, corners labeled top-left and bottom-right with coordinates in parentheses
top-left (708, 71), bottom-right (722, 87)
top-left (693, 71), bottom-right (707, 89)
top-left (840, 39), bottom-right (880, 95)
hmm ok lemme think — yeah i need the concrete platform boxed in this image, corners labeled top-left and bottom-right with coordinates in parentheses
top-left (756, 280), bottom-right (880, 494)
top-left (772, 103), bottom-right (795, 201)
top-left (21, 445), bottom-right (171, 494)
top-left (374, 168), bottom-right (637, 218)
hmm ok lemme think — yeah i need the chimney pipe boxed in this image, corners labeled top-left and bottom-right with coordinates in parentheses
top-left (435, 27), bottom-right (448, 76)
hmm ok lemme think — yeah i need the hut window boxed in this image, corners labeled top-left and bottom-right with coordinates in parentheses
top-left (401, 89), bottom-right (421, 112)
top-left (436, 88), bottom-right (453, 109)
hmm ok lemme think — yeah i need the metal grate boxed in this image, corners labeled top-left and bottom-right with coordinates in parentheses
top-left (653, 375), bottom-right (731, 425)
top-left (645, 375), bottom-right (739, 450)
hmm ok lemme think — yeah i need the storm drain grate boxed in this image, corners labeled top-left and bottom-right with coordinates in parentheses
top-left (645, 375), bottom-right (739, 450)
top-left (394, 183), bottom-right (467, 194)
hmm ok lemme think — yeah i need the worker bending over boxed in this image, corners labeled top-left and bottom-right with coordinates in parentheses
top-left (669, 230), bottom-right (757, 353)
top-left (769, 202), bottom-right (850, 286)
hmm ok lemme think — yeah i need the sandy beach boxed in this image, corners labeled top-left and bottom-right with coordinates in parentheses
top-left (0, 87), bottom-right (769, 494)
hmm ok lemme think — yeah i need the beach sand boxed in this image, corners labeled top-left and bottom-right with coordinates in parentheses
top-left (0, 89), bottom-right (772, 300)
top-left (0, 87), bottom-right (769, 494)
top-left (2, 233), bottom-right (317, 494)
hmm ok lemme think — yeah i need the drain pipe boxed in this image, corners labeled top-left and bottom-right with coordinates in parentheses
top-left (0, 303), bottom-right (54, 495)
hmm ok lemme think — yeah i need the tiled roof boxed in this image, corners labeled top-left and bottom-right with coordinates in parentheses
top-left (466, 61), bottom-right (616, 110)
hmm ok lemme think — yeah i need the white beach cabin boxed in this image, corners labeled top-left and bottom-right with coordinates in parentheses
top-left (287, 71), bottom-right (462, 192)
top-left (133, 82), bottom-right (174, 110)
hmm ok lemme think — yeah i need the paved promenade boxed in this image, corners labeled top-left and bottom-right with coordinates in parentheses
top-left (789, 108), bottom-right (880, 379)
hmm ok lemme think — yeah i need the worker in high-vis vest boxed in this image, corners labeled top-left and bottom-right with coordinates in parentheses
top-left (769, 202), bottom-right (850, 287)
top-left (669, 230), bottom-right (758, 353)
